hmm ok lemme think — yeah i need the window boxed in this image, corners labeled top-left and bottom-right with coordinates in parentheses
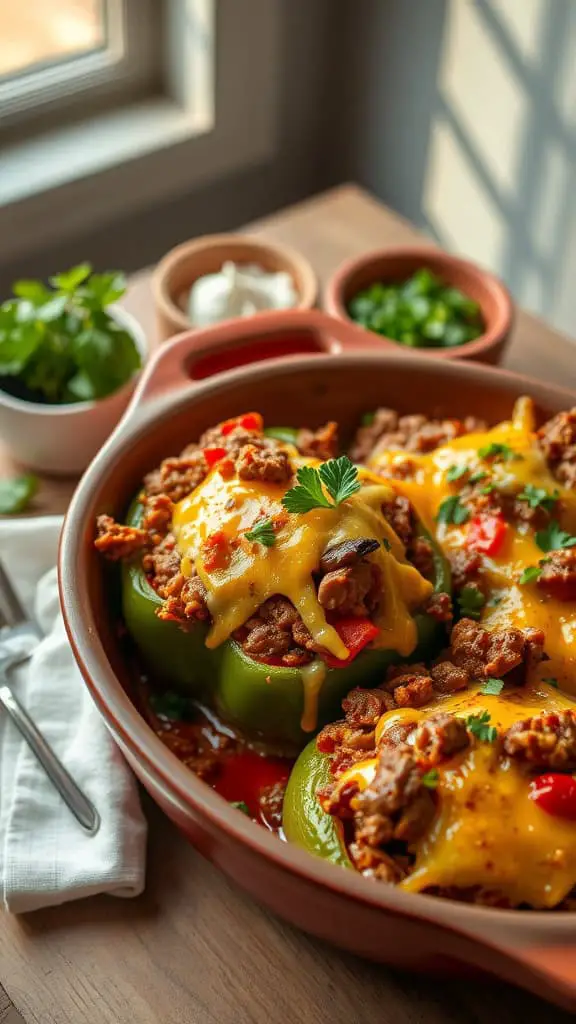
top-left (0, 0), bottom-right (281, 264)
top-left (0, 0), bottom-right (160, 137)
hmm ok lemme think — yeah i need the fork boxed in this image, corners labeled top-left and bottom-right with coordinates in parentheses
top-left (0, 559), bottom-right (100, 835)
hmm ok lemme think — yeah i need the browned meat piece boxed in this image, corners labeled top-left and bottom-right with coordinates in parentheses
top-left (354, 743), bottom-right (435, 844)
top-left (430, 660), bottom-right (470, 694)
top-left (317, 560), bottom-right (380, 615)
top-left (319, 537), bottom-right (380, 573)
top-left (144, 450), bottom-right (208, 503)
top-left (393, 674), bottom-right (433, 708)
top-left (503, 710), bottom-right (576, 771)
top-left (258, 781), bottom-right (287, 830)
top-left (408, 535), bottom-right (434, 579)
top-left (291, 618), bottom-right (317, 651)
top-left (349, 408), bottom-right (400, 463)
top-left (242, 622), bottom-right (292, 658)
top-left (141, 494), bottom-right (173, 540)
top-left (537, 408), bottom-right (576, 487)
top-left (348, 843), bottom-right (408, 883)
top-left (377, 458), bottom-right (418, 481)
top-left (449, 618), bottom-right (545, 680)
top-left (412, 712), bottom-right (470, 766)
top-left (381, 495), bottom-right (413, 547)
top-left (386, 661), bottom-right (429, 683)
top-left (537, 548), bottom-right (576, 602)
top-left (424, 592), bottom-right (453, 624)
top-left (449, 549), bottom-right (483, 592)
top-left (236, 444), bottom-right (292, 484)
top-left (142, 535), bottom-right (180, 590)
top-left (199, 423), bottom-right (262, 453)
top-left (258, 595), bottom-right (299, 630)
top-left (156, 569), bottom-right (209, 624)
top-left (342, 687), bottom-right (393, 729)
top-left (94, 514), bottom-right (148, 560)
top-left (296, 421), bottom-right (338, 461)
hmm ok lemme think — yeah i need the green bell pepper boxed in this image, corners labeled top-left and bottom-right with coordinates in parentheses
top-left (122, 473), bottom-right (451, 751)
top-left (282, 737), bottom-right (352, 867)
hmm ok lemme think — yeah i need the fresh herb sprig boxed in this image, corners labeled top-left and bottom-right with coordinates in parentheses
top-left (437, 495), bottom-right (470, 526)
top-left (519, 565), bottom-right (543, 585)
top-left (245, 519), bottom-right (276, 547)
top-left (535, 520), bottom-right (576, 553)
top-left (282, 456), bottom-right (360, 515)
top-left (457, 585), bottom-right (485, 620)
top-left (466, 710), bottom-right (498, 743)
top-left (518, 484), bottom-right (558, 512)
top-left (479, 678), bottom-right (505, 696)
top-left (446, 463), bottom-right (468, 483)
top-left (230, 801), bottom-right (250, 815)
top-left (421, 768), bottom-right (439, 790)
top-left (478, 442), bottom-right (518, 463)
top-left (0, 263), bottom-right (140, 404)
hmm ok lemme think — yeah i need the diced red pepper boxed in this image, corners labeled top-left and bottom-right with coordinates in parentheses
top-left (529, 773), bottom-right (576, 821)
top-left (202, 530), bottom-right (230, 571)
top-left (220, 412), bottom-right (263, 436)
top-left (323, 617), bottom-right (379, 669)
top-left (467, 514), bottom-right (507, 556)
top-left (203, 446), bottom-right (227, 468)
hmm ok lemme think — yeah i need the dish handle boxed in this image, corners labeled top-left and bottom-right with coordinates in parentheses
top-left (119, 308), bottom-right (376, 431)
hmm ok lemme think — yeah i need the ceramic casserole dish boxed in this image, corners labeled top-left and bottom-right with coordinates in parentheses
top-left (60, 310), bottom-right (576, 1010)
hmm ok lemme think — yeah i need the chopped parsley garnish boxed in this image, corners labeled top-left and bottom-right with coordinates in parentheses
top-left (230, 801), bottom-right (250, 815)
top-left (245, 519), bottom-right (276, 547)
top-left (480, 482), bottom-right (496, 494)
top-left (468, 470), bottom-right (487, 485)
top-left (457, 585), bottom-right (485, 620)
top-left (282, 456), bottom-right (360, 514)
top-left (437, 495), bottom-right (470, 526)
top-left (421, 768), bottom-right (439, 790)
top-left (518, 565), bottom-right (542, 585)
top-left (480, 678), bottom-right (505, 696)
top-left (446, 463), bottom-right (468, 483)
top-left (382, 537), bottom-right (392, 551)
top-left (518, 484), bottom-right (558, 511)
top-left (466, 710), bottom-right (498, 743)
top-left (478, 442), bottom-right (518, 462)
top-left (535, 520), bottom-right (576, 553)
top-left (543, 677), bottom-right (559, 689)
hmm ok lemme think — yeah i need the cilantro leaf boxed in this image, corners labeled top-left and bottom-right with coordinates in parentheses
top-left (282, 457), bottom-right (360, 514)
top-left (457, 585), bottom-right (485, 620)
top-left (446, 463), bottom-right (468, 482)
top-left (468, 470), bottom-right (488, 485)
top-left (437, 495), bottom-right (470, 526)
top-left (0, 474), bottom-right (38, 514)
top-left (466, 710), bottom-right (498, 743)
top-left (535, 520), bottom-right (576, 553)
top-left (421, 768), bottom-right (439, 789)
top-left (245, 519), bottom-right (276, 547)
top-left (519, 565), bottom-right (542, 584)
top-left (518, 484), bottom-right (558, 511)
top-left (230, 801), bottom-right (250, 815)
top-left (480, 678), bottom-right (505, 696)
top-left (478, 442), bottom-right (518, 462)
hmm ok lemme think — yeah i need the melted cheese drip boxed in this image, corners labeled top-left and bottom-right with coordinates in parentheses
top-left (172, 451), bottom-right (432, 660)
top-left (339, 681), bottom-right (576, 907)
top-left (300, 660), bottom-right (327, 732)
top-left (368, 398), bottom-right (576, 693)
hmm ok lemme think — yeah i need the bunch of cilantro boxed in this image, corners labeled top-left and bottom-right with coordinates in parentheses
top-left (0, 263), bottom-right (141, 404)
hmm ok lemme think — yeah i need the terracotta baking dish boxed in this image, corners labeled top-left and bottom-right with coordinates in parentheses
top-left (60, 310), bottom-right (576, 1011)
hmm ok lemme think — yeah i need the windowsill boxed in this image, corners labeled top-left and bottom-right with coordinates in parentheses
top-left (0, 98), bottom-right (213, 207)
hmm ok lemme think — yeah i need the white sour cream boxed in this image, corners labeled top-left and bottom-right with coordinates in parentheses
top-left (188, 261), bottom-right (297, 327)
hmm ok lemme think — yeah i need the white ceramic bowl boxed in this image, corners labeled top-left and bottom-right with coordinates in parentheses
top-left (0, 306), bottom-right (147, 475)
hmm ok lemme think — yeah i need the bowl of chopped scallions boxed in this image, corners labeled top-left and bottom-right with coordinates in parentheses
top-left (325, 247), bottom-right (513, 363)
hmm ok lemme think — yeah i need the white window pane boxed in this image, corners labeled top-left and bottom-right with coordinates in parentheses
top-left (0, 0), bottom-right (106, 81)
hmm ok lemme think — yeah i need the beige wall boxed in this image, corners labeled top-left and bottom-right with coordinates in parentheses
top-left (336, 0), bottom-right (576, 340)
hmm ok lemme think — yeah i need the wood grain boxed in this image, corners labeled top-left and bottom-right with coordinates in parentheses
top-left (1, 185), bottom-right (575, 1023)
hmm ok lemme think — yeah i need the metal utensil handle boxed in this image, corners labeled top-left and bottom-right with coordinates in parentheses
top-left (0, 560), bottom-right (27, 627)
top-left (0, 685), bottom-right (100, 834)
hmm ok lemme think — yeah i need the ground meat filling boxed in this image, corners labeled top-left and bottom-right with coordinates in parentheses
top-left (296, 421), bottom-right (338, 461)
top-left (412, 712), bottom-right (470, 766)
top-left (144, 450), bottom-right (209, 504)
top-left (94, 515), bottom-right (148, 560)
top-left (236, 443), bottom-right (293, 484)
top-left (381, 495), bottom-right (413, 548)
top-left (537, 548), bottom-right (576, 602)
top-left (349, 407), bottom-right (486, 463)
top-left (449, 617), bottom-right (545, 680)
top-left (503, 710), bottom-right (576, 771)
top-left (537, 407), bottom-right (576, 487)
top-left (318, 560), bottom-right (381, 616)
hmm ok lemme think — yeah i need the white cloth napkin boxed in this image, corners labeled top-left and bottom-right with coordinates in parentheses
top-left (0, 516), bottom-right (147, 914)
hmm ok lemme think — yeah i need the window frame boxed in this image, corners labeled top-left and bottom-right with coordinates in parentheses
top-left (0, 0), bottom-right (281, 266)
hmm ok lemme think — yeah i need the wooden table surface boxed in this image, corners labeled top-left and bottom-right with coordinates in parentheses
top-left (1, 185), bottom-right (575, 1024)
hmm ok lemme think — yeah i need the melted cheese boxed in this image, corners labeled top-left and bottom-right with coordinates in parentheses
top-left (172, 449), bottom-right (432, 660)
top-left (339, 681), bottom-right (576, 907)
top-left (368, 398), bottom-right (576, 693)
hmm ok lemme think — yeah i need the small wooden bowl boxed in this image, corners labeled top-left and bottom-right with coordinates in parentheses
top-left (325, 246), bottom-right (514, 363)
top-left (153, 234), bottom-right (318, 341)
